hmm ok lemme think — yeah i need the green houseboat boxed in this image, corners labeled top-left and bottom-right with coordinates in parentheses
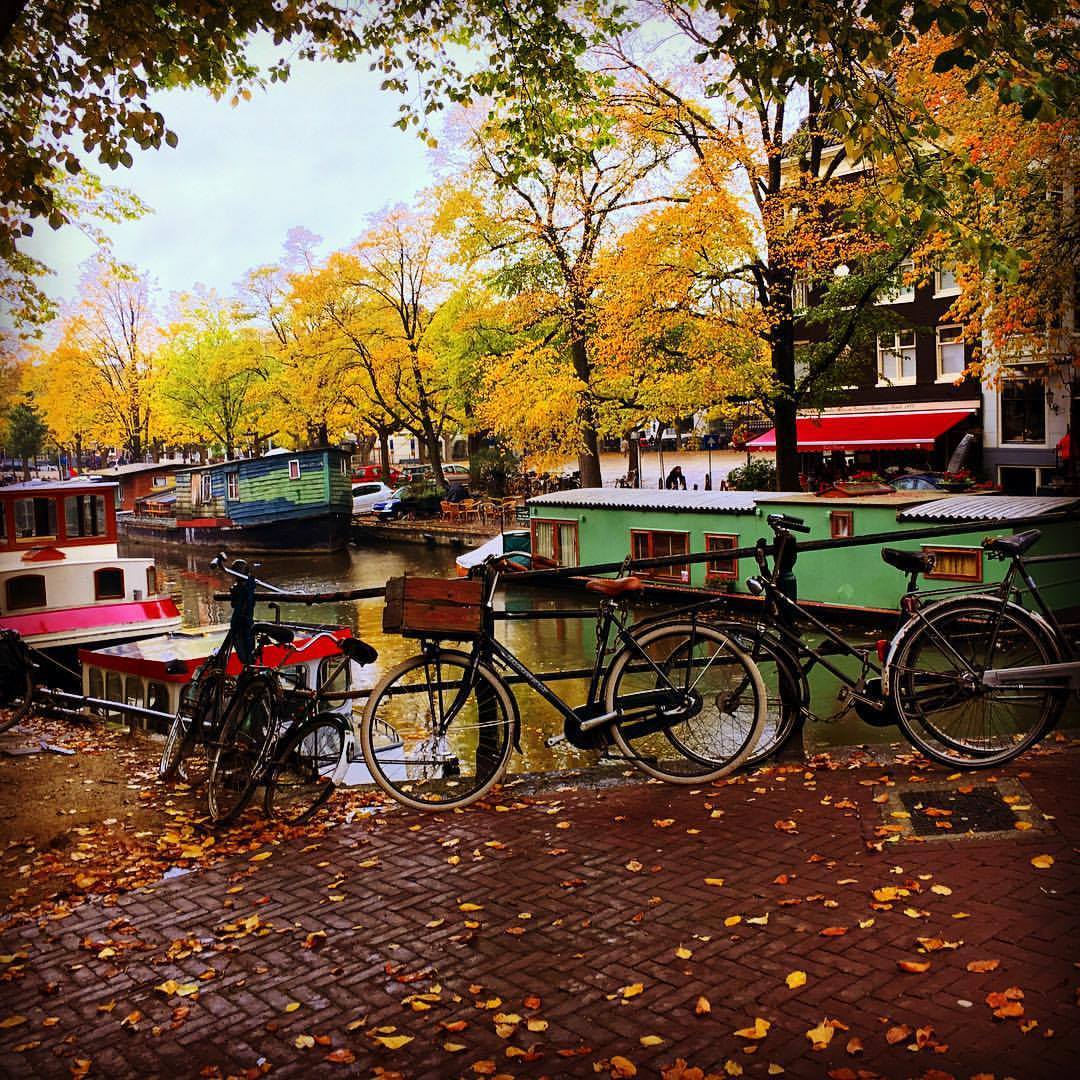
top-left (119, 448), bottom-right (352, 554)
top-left (527, 489), bottom-right (1080, 616)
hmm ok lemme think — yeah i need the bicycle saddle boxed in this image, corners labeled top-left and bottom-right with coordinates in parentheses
top-left (253, 622), bottom-right (294, 644)
top-left (983, 529), bottom-right (1041, 558)
top-left (586, 576), bottom-right (644, 596)
top-left (881, 548), bottom-right (935, 575)
top-left (339, 637), bottom-right (378, 665)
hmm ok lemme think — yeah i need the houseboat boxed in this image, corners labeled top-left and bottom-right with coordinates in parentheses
top-left (0, 479), bottom-right (181, 660)
top-left (526, 488), bottom-right (1080, 616)
top-left (119, 448), bottom-right (353, 554)
top-left (78, 625), bottom-right (392, 786)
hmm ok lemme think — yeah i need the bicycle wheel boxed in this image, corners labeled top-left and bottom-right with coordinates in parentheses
top-left (0, 666), bottom-right (33, 733)
top-left (208, 681), bottom-right (275, 825)
top-left (359, 649), bottom-right (514, 811)
top-left (264, 712), bottom-right (346, 825)
top-left (605, 622), bottom-right (766, 783)
top-left (891, 598), bottom-right (1065, 768)
top-left (708, 622), bottom-right (803, 764)
top-left (159, 666), bottom-right (228, 783)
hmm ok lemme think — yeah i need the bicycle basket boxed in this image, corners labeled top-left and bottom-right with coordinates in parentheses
top-left (382, 576), bottom-right (485, 640)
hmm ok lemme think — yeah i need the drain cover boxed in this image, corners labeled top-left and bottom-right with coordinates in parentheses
top-left (876, 777), bottom-right (1048, 841)
top-left (900, 787), bottom-right (1018, 836)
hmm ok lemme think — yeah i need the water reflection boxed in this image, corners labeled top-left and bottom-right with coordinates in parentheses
top-left (123, 537), bottom-right (896, 765)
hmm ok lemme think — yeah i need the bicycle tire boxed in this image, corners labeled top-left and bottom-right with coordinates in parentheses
top-left (0, 667), bottom-right (33, 734)
top-left (890, 597), bottom-right (1065, 768)
top-left (264, 712), bottom-right (345, 825)
top-left (358, 649), bottom-right (515, 811)
top-left (706, 621), bottom-right (804, 764)
top-left (159, 666), bottom-right (229, 782)
top-left (604, 622), bottom-right (767, 783)
top-left (207, 680), bottom-right (275, 825)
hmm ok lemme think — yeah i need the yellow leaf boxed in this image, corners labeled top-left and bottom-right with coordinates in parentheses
top-left (444, 1042), bottom-right (466, 1052)
top-left (785, 971), bottom-right (807, 990)
top-left (1031, 854), bottom-right (1054, 869)
top-left (674, 946), bottom-right (692, 960)
top-left (250, 851), bottom-right (272, 862)
top-left (724, 915), bottom-right (742, 927)
top-left (746, 913), bottom-right (769, 926)
top-left (930, 883), bottom-right (952, 895)
top-left (621, 983), bottom-right (644, 999)
top-left (724, 1062), bottom-right (743, 1077)
top-left (374, 1035), bottom-right (413, 1049)
top-left (294, 1035), bottom-right (315, 1049)
top-left (806, 1021), bottom-right (835, 1050)
top-left (704, 877), bottom-right (725, 887)
top-left (695, 996), bottom-right (711, 1016)
top-left (526, 1018), bottom-right (548, 1033)
top-left (0, 1016), bottom-right (27, 1029)
top-left (284, 1002), bottom-right (301, 1013)
top-left (459, 902), bottom-right (483, 912)
top-left (639, 1035), bottom-right (664, 1047)
top-left (767, 1066), bottom-right (785, 1076)
top-left (734, 1017), bottom-right (771, 1040)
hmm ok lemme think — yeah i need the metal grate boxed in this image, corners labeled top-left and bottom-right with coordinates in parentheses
top-left (900, 786), bottom-right (1018, 836)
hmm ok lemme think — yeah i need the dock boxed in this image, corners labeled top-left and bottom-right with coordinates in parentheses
top-left (351, 517), bottom-right (500, 547)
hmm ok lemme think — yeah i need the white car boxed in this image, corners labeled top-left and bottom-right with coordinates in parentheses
top-left (352, 481), bottom-right (394, 514)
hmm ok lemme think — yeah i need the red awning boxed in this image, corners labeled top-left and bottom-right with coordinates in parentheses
top-left (746, 410), bottom-right (975, 453)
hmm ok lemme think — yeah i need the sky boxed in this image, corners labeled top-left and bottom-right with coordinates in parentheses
top-left (23, 44), bottom-right (436, 311)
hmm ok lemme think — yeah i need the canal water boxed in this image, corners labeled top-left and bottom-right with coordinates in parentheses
top-left (122, 537), bottom-right (900, 767)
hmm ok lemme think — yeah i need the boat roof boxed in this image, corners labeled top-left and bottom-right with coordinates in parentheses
top-left (89, 462), bottom-right (185, 478)
top-left (528, 488), bottom-right (794, 514)
top-left (84, 626), bottom-right (229, 664)
top-left (0, 478), bottom-right (118, 494)
top-left (897, 494), bottom-right (1080, 522)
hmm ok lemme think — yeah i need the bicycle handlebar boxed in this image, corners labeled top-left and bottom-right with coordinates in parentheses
top-left (766, 513), bottom-right (811, 535)
top-left (211, 550), bottom-right (287, 594)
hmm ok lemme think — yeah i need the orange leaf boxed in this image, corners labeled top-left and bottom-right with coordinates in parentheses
top-left (966, 959), bottom-right (1000, 973)
top-left (695, 996), bottom-right (711, 1016)
top-left (820, 926), bottom-right (848, 937)
top-left (325, 1048), bottom-right (356, 1063)
top-left (897, 960), bottom-right (931, 974)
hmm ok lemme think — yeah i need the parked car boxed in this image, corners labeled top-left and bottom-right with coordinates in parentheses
top-left (442, 463), bottom-right (470, 479)
top-left (892, 473), bottom-right (947, 491)
top-left (352, 481), bottom-right (394, 514)
top-left (371, 485), bottom-right (411, 519)
top-left (352, 464), bottom-right (400, 485)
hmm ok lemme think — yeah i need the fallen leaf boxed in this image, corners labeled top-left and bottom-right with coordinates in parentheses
top-left (734, 1017), bottom-right (771, 1040)
top-left (0, 1016), bottom-right (27, 1029)
top-left (621, 983), bottom-right (644, 999)
top-left (326, 1048), bottom-right (356, 1063)
top-left (695, 996), bottom-right (711, 1016)
top-left (845, 1037), bottom-right (863, 1056)
top-left (930, 884), bottom-right (952, 895)
top-left (610, 1055), bottom-right (637, 1077)
top-left (1031, 855), bottom-right (1054, 870)
top-left (885, 1025), bottom-right (911, 1045)
top-left (373, 1034), bottom-right (413, 1049)
top-left (704, 878), bottom-right (725, 887)
top-left (786, 971), bottom-right (807, 990)
top-left (675, 946), bottom-right (693, 960)
top-left (459, 902), bottom-right (483, 912)
top-left (640, 1035), bottom-right (664, 1047)
top-left (250, 851), bottom-right (272, 862)
top-left (294, 1035), bottom-right (315, 1049)
top-left (820, 926), bottom-right (848, 937)
top-left (806, 1020), bottom-right (835, 1050)
top-left (897, 960), bottom-right (931, 974)
top-left (284, 1002), bottom-right (300, 1013)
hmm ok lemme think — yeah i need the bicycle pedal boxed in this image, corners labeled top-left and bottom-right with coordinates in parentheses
top-left (545, 733), bottom-right (567, 748)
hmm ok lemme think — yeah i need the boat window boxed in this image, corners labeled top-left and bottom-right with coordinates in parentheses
top-left (146, 566), bottom-right (157, 595)
top-left (704, 534), bottom-right (739, 583)
top-left (94, 568), bottom-right (125, 600)
top-left (829, 510), bottom-right (854, 539)
top-left (13, 497), bottom-right (57, 540)
top-left (531, 519), bottom-right (579, 567)
top-left (289, 459), bottom-right (301, 480)
top-left (200, 473), bottom-right (213, 502)
top-left (63, 494), bottom-right (107, 538)
top-left (922, 546), bottom-right (983, 583)
top-left (146, 681), bottom-right (169, 714)
top-left (226, 472), bottom-right (239, 500)
top-left (88, 668), bottom-right (103, 701)
top-left (318, 655), bottom-right (350, 696)
top-left (630, 530), bottom-right (690, 582)
top-left (125, 676), bottom-right (142, 707)
top-left (5, 574), bottom-right (46, 611)
top-left (105, 672), bottom-right (123, 702)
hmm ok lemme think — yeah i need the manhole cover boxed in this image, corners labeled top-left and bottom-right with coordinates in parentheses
top-left (900, 787), bottom-right (1018, 836)
top-left (876, 777), bottom-right (1049, 842)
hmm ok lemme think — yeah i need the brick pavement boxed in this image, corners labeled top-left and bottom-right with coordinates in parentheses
top-left (1, 752), bottom-right (1077, 1079)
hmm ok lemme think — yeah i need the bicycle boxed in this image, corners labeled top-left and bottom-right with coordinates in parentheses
top-left (710, 514), bottom-right (1073, 769)
top-left (344, 555), bottom-right (767, 811)
top-left (883, 528), bottom-right (1076, 766)
top-left (0, 628), bottom-right (38, 733)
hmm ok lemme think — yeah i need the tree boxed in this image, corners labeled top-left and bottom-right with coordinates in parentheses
top-left (3, 395), bottom-right (49, 479)
top-left (452, 91), bottom-right (686, 485)
top-left (154, 293), bottom-right (268, 459)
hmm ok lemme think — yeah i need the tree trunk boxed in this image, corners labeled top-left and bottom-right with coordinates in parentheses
top-left (377, 426), bottom-right (392, 482)
top-left (569, 326), bottom-right (602, 488)
top-left (627, 432), bottom-right (641, 487)
top-left (771, 326), bottom-right (800, 492)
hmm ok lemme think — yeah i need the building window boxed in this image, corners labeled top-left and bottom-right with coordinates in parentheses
top-left (922, 546), bottom-right (982, 583)
top-left (829, 510), bottom-right (854, 539)
top-left (152, 473), bottom-right (168, 489)
top-left (13, 497), bottom-right (57, 540)
top-left (5, 574), bottom-right (46, 611)
top-left (880, 258), bottom-right (915, 304)
top-left (531, 519), bottom-right (579, 567)
top-left (200, 473), bottom-right (213, 503)
top-left (704, 534), bottom-right (739, 584)
top-left (94, 568), bottom-right (125, 600)
top-left (936, 324), bottom-right (966, 381)
top-left (934, 267), bottom-right (960, 297)
top-left (289, 459), bottom-right (301, 481)
top-left (226, 472), bottom-right (239, 500)
top-left (630, 529), bottom-right (690, 582)
top-left (1001, 379), bottom-right (1046, 444)
top-left (63, 494), bottom-right (107, 538)
top-left (877, 330), bottom-right (917, 385)
top-left (146, 566), bottom-right (157, 595)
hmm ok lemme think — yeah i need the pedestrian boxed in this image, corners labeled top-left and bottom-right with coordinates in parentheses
top-left (665, 465), bottom-right (686, 490)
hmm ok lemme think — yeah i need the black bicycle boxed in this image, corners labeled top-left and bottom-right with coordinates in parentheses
top-left (350, 555), bottom-right (766, 811)
top-left (0, 628), bottom-right (38, 733)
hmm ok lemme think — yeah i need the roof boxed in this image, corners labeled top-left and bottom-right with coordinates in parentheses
top-left (747, 409), bottom-right (977, 452)
top-left (897, 495), bottom-right (1080, 522)
top-left (177, 446), bottom-right (349, 473)
top-left (90, 462), bottom-right (184, 477)
top-left (527, 488), bottom-right (793, 514)
top-left (0, 478), bottom-right (118, 494)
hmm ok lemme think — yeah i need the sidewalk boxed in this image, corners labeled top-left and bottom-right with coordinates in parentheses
top-left (1, 750), bottom-right (1077, 1079)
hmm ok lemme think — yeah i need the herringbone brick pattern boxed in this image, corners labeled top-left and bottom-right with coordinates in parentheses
top-left (1, 753), bottom-right (1077, 1079)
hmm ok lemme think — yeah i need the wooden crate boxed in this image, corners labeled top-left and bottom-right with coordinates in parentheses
top-left (382, 576), bottom-right (485, 639)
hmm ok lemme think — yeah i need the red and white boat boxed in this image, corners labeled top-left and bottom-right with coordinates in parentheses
top-left (0, 479), bottom-right (181, 654)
